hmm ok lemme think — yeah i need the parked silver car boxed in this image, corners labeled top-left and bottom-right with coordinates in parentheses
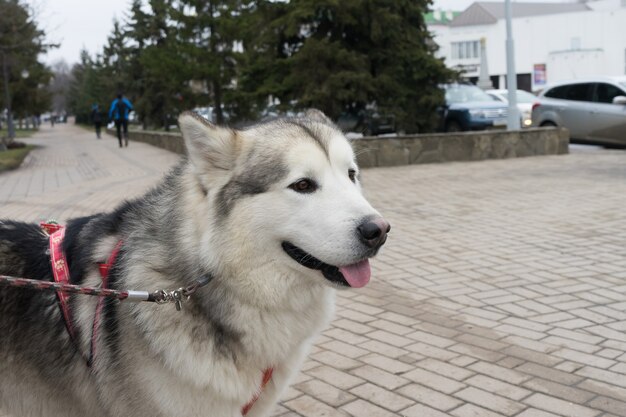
top-left (532, 77), bottom-right (626, 146)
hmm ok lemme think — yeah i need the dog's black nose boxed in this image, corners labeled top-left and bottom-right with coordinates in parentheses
top-left (358, 218), bottom-right (391, 249)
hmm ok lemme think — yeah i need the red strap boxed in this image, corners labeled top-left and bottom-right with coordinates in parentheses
top-left (47, 226), bottom-right (77, 341)
top-left (99, 240), bottom-right (123, 279)
top-left (90, 240), bottom-right (124, 366)
top-left (241, 368), bottom-right (274, 415)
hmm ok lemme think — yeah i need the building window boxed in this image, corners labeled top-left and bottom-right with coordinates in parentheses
top-left (451, 41), bottom-right (480, 60)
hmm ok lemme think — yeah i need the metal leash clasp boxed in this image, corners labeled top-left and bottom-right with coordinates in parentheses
top-left (152, 287), bottom-right (189, 311)
top-left (150, 276), bottom-right (211, 311)
top-left (172, 288), bottom-right (187, 311)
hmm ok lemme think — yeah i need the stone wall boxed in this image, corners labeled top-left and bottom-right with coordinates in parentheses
top-left (111, 127), bottom-right (569, 168)
top-left (351, 127), bottom-right (569, 168)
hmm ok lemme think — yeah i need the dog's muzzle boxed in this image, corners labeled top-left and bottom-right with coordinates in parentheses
top-left (281, 218), bottom-right (390, 288)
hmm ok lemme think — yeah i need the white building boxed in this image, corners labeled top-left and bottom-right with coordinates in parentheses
top-left (429, 0), bottom-right (626, 92)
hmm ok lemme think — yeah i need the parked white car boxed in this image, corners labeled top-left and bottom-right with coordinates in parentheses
top-left (486, 89), bottom-right (537, 128)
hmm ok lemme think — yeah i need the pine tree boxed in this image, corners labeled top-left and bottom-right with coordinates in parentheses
top-left (176, 0), bottom-right (244, 123)
top-left (245, 0), bottom-right (455, 133)
top-left (134, 0), bottom-right (190, 130)
top-left (0, 0), bottom-right (55, 148)
top-left (67, 50), bottom-right (110, 124)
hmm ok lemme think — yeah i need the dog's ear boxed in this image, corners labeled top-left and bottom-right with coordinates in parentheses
top-left (304, 108), bottom-right (332, 124)
top-left (178, 112), bottom-right (238, 176)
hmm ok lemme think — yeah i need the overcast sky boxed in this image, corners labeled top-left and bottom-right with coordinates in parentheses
top-left (32, 0), bottom-right (132, 66)
top-left (33, 0), bottom-right (576, 66)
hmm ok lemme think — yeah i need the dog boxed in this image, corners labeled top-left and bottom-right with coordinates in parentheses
top-left (0, 109), bottom-right (390, 417)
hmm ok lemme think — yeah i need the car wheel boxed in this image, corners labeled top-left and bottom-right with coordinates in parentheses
top-left (540, 121), bottom-right (557, 127)
top-left (445, 120), bottom-right (462, 132)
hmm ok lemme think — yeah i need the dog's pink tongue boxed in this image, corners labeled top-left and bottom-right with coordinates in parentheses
top-left (339, 259), bottom-right (371, 288)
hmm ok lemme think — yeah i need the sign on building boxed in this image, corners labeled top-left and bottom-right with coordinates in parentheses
top-left (533, 64), bottom-right (547, 86)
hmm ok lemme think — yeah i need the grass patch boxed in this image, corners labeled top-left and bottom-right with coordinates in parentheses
top-left (0, 145), bottom-right (36, 172)
top-left (0, 128), bottom-right (38, 139)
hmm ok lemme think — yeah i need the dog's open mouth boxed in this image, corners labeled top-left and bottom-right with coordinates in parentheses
top-left (282, 242), bottom-right (370, 288)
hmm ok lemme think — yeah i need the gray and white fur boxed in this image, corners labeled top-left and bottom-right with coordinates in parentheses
top-left (0, 110), bottom-right (390, 417)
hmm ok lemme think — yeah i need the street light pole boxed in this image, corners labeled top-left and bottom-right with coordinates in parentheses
top-left (505, 0), bottom-right (520, 130)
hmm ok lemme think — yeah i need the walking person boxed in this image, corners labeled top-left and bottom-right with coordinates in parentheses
top-left (91, 104), bottom-right (103, 139)
top-left (108, 93), bottom-right (133, 147)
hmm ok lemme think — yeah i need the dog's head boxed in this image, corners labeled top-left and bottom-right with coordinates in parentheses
top-left (178, 110), bottom-right (389, 290)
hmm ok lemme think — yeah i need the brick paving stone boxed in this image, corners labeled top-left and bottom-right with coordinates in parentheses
top-left (306, 366), bottom-right (365, 390)
top-left (402, 368), bottom-right (466, 394)
top-left (523, 393), bottom-right (601, 417)
top-left (400, 404), bottom-right (449, 417)
top-left (310, 351), bottom-right (362, 370)
top-left (552, 361), bottom-right (584, 373)
top-left (586, 396), bottom-right (626, 415)
top-left (284, 395), bottom-right (349, 417)
top-left (323, 328), bottom-right (369, 345)
top-left (4, 126), bottom-right (626, 417)
top-left (356, 340), bottom-right (409, 358)
top-left (396, 384), bottom-right (463, 411)
top-left (294, 380), bottom-right (356, 408)
top-left (453, 387), bottom-right (526, 416)
top-left (547, 328), bottom-right (605, 345)
top-left (449, 341), bottom-right (507, 362)
top-left (467, 362), bottom-right (531, 385)
top-left (521, 378), bottom-right (595, 404)
top-left (496, 356), bottom-right (526, 369)
top-left (552, 348), bottom-right (616, 369)
top-left (348, 383), bottom-right (414, 412)
top-left (464, 374), bottom-right (531, 401)
top-left (449, 404), bottom-right (508, 417)
top-left (576, 366), bottom-right (626, 389)
top-left (541, 335), bottom-right (600, 354)
top-left (515, 362), bottom-right (584, 385)
top-left (405, 341), bottom-right (459, 360)
top-left (358, 353), bottom-right (414, 374)
top-left (415, 358), bottom-right (474, 381)
top-left (515, 409), bottom-right (561, 417)
top-left (448, 355), bottom-right (478, 368)
top-left (596, 348), bottom-right (623, 359)
top-left (349, 365), bottom-right (409, 390)
top-left (501, 345), bottom-right (561, 367)
top-left (455, 332), bottom-right (509, 351)
top-left (320, 340), bottom-right (369, 359)
top-left (340, 399), bottom-right (397, 417)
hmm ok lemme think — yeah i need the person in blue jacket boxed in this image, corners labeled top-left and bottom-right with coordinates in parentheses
top-left (108, 93), bottom-right (134, 147)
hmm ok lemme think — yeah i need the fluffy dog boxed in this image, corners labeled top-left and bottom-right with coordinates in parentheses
top-left (0, 110), bottom-right (390, 417)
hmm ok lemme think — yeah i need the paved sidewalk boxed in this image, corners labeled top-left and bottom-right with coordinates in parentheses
top-left (2, 124), bottom-right (626, 417)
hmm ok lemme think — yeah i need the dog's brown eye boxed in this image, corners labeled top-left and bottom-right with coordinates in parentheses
top-left (348, 169), bottom-right (356, 183)
top-left (290, 179), bottom-right (317, 193)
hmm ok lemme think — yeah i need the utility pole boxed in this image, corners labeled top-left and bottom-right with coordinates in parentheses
top-left (505, 0), bottom-right (520, 130)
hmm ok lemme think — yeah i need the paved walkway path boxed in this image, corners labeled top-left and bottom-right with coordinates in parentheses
top-left (2, 123), bottom-right (626, 417)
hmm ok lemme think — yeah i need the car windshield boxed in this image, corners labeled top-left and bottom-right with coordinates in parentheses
top-left (619, 82), bottom-right (626, 93)
top-left (516, 90), bottom-right (537, 103)
top-left (445, 85), bottom-right (496, 104)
